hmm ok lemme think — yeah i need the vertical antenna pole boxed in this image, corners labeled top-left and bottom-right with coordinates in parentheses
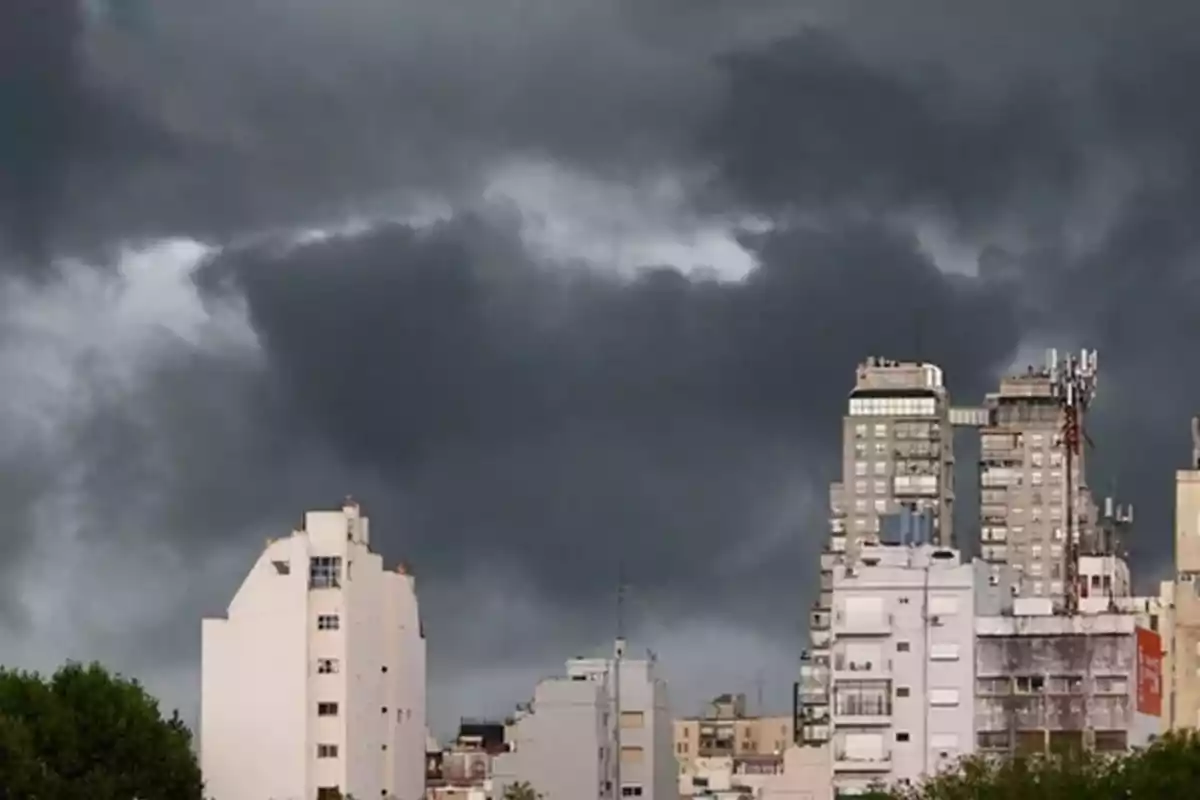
top-left (613, 565), bottom-right (625, 800)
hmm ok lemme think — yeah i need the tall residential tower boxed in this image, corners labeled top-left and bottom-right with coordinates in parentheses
top-left (201, 500), bottom-right (427, 800)
top-left (800, 358), bottom-right (956, 748)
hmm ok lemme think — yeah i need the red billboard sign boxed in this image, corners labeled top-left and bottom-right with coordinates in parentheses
top-left (1136, 627), bottom-right (1163, 717)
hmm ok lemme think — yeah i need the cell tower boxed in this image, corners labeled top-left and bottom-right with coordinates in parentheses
top-left (1048, 348), bottom-right (1098, 616)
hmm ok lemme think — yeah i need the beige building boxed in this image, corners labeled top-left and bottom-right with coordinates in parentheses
top-left (674, 694), bottom-right (794, 766)
top-left (1173, 468), bottom-right (1200, 729)
top-left (969, 352), bottom-right (1101, 606)
top-left (833, 357), bottom-right (956, 553)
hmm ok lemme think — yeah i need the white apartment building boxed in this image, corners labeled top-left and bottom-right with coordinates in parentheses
top-left (826, 543), bottom-right (987, 796)
top-left (803, 358), bottom-right (956, 750)
top-left (201, 500), bottom-right (427, 800)
top-left (567, 643), bottom-right (675, 800)
top-left (493, 676), bottom-right (612, 800)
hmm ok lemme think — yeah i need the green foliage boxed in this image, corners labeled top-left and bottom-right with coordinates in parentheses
top-left (503, 780), bottom-right (543, 800)
top-left (863, 731), bottom-right (1200, 800)
top-left (0, 661), bottom-right (203, 800)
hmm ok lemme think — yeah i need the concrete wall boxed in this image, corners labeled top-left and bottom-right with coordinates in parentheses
top-left (1174, 471), bottom-right (1200, 729)
top-left (567, 653), bottom-right (674, 800)
top-left (201, 503), bottom-right (426, 800)
top-left (830, 545), bottom-right (977, 794)
top-left (492, 678), bottom-right (609, 800)
top-left (975, 613), bottom-right (1138, 753)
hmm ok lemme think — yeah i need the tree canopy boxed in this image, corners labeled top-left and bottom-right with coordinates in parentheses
top-left (0, 661), bottom-right (203, 800)
top-left (857, 731), bottom-right (1200, 799)
top-left (503, 780), bottom-right (543, 800)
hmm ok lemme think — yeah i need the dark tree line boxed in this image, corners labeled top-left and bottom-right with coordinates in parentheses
top-left (860, 731), bottom-right (1200, 799)
top-left (0, 661), bottom-right (203, 800)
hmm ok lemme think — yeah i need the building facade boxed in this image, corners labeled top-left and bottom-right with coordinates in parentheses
top-left (804, 358), bottom-right (957, 750)
top-left (567, 645), bottom-right (675, 800)
top-left (974, 607), bottom-right (1162, 754)
top-left (1173, 467), bottom-right (1200, 728)
top-left (492, 677), bottom-right (611, 800)
top-left (494, 644), bottom-right (672, 800)
top-left (823, 543), bottom-right (982, 795)
top-left (201, 500), bottom-right (426, 800)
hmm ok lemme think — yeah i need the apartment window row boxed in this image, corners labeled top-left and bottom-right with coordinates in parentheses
top-left (849, 397), bottom-right (937, 417)
top-left (318, 702), bottom-right (413, 722)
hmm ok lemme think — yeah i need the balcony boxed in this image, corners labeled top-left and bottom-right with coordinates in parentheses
top-left (834, 750), bottom-right (892, 772)
top-left (831, 705), bottom-right (892, 727)
top-left (833, 657), bottom-right (891, 678)
top-left (810, 610), bottom-right (832, 631)
top-left (832, 611), bottom-right (892, 636)
top-left (800, 724), bottom-right (831, 744)
top-left (810, 629), bottom-right (832, 649)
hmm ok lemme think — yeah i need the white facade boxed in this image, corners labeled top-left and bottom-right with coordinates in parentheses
top-left (201, 500), bottom-right (427, 800)
top-left (567, 644), bottom-right (674, 800)
top-left (828, 543), bottom-right (979, 795)
top-left (492, 675), bottom-right (612, 800)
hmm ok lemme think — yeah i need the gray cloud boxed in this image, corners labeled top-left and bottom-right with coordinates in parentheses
top-left (6, 0), bottom-right (1200, 728)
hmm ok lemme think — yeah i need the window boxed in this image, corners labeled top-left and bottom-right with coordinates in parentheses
top-left (896, 732), bottom-right (910, 742)
top-left (309, 556), bottom-right (342, 589)
top-left (317, 658), bottom-right (339, 674)
top-left (317, 743), bottom-right (339, 758)
top-left (896, 641), bottom-right (910, 652)
top-left (874, 499), bottom-right (887, 513)
top-left (896, 686), bottom-right (910, 697)
top-left (620, 711), bottom-right (645, 729)
top-left (317, 789), bottom-right (341, 800)
top-left (855, 424), bottom-right (867, 439)
top-left (317, 614), bottom-right (340, 631)
top-left (874, 480), bottom-right (887, 494)
top-left (929, 596), bottom-right (958, 616)
top-left (929, 643), bottom-right (960, 661)
top-left (855, 461), bottom-right (868, 477)
top-left (874, 423), bottom-right (888, 437)
top-left (318, 702), bottom-right (339, 717)
top-left (854, 498), bottom-right (867, 512)
top-left (929, 689), bottom-right (960, 706)
top-left (621, 746), bottom-right (645, 765)
top-left (873, 461), bottom-right (887, 476)
top-left (382, 706), bottom-right (389, 714)
top-left (272, 560), bottom-right (291, 575)
top-left (854, 479), bottom-right (867, 494)
top-left (874, 441), bottom-right (887, 454)
top-left (621, 787), bottom-right (643, 797)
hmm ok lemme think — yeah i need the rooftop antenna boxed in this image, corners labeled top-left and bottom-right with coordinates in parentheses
top-left (754, 671), bottom-right (766, 716)
top-left (1052, 347), bottom-right (1098, 617)
top-left (613, 564), bottom-right (626, 800)
top-left (1192, 416), bottom-right (1200, 469)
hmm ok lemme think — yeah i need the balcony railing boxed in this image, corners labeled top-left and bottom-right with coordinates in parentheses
top-left (833, 657), bottom-right (891, 674)
top-left (834, 750), bottom-right (892, 772)
top-left (832, 612), bottom-right (893, 635)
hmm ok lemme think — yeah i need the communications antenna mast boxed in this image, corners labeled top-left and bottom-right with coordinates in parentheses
top-left (1049, 348), bottom-right (1098, 616)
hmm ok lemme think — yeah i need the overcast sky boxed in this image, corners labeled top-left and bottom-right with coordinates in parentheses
top-left (3, 0), bottom-right (1200, 735)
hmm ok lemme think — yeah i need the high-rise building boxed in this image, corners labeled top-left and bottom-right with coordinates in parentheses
top-left (1172, 438), bottom-right (1200, 728)
top-left (835, 358), bottom-right (956, 552)
top-left (201, 500), bottom-right (427, 800)
top-left (801, 358), bottom-right (955, 748)
top-left (976, 362), bottom-right (1093, 599)
top-left (824, 542), bottom-right (985, 795)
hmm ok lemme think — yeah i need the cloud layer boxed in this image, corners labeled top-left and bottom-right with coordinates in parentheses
top-left (3, 0), bottom-right (1200, 730)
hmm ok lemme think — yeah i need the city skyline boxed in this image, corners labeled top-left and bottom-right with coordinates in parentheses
top-left (4, 0), bottom-right (1200, 745)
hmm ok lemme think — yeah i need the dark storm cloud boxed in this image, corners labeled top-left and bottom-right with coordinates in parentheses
top-left (184, 210), bottom-right (1020, 635)
top-left (701, 29), bottom-right (1081, 228)
top-left (0, 0), bottom-right (809, 258)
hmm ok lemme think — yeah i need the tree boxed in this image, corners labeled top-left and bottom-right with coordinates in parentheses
top-left (862, 730), bottom-right (1200, 799)
top-left (503, 780), bottom-right (543, 800)
top-left (0, 661), bottom-right (203, 800)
